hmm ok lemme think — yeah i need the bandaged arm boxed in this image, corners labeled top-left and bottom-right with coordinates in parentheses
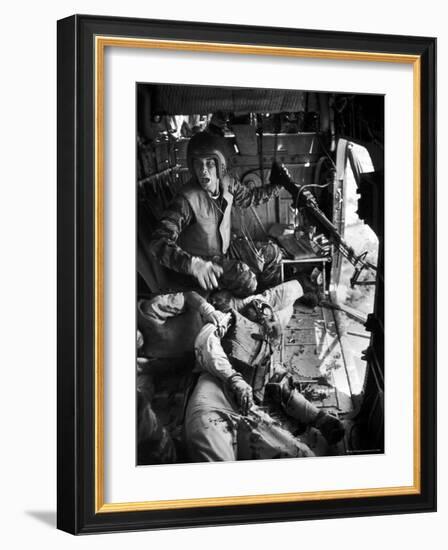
top-left (194, 323), bottom-right (235, 382)
top-left (194, 323), bottom-right (254, 414)
top-left (185, 292), bottom-right (229, 330)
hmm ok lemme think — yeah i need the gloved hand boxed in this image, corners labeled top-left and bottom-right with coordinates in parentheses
top-left (228, 373), bottom-right (254, 416)
top-left (221, 259), bottom-right (257, 298)
top-left (189, 257), bottom-right (223, 291)
top-left (198, 302), bottom-right (230, 337)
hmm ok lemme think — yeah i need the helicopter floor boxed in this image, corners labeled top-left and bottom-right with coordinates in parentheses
top-left (269, 298), bottom-right (369, 457)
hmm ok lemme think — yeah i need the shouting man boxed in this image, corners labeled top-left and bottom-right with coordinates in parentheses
top-left (148, 130), bottom-right (283, 295)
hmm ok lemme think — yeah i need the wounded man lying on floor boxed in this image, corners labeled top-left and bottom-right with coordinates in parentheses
top-left (184, 280), bottom-right (345, 462)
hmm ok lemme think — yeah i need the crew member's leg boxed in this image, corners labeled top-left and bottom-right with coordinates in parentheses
top-left (261, 279), bottom-right (303, 312)
top-left (237, 407), bottom-right (314, 460)
top-left (257, 279), bottom-right (303, 329)
top-left (184, 374), bottom-right (240, 462)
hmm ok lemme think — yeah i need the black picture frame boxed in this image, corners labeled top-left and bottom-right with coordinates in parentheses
top-left (57, 14), bottom-right (436, 534)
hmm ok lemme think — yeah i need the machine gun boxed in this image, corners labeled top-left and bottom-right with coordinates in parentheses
top-left (270, 161), bottom-right (377, 288)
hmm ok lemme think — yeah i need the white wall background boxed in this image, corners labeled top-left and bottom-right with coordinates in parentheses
top-left (0, 0), bottom-right (444, 546)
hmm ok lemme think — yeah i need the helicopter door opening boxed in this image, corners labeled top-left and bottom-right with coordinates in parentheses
top-left (324, 139), bottom-right (383, 451)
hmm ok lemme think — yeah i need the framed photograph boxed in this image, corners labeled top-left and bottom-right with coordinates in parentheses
top-left (57, 15), bottom-right (436, 534)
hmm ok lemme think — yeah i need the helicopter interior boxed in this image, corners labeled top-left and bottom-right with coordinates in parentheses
top-left (136, 83), bottom-right (384, 463)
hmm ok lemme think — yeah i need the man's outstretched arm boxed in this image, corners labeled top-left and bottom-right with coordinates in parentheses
top-left (229, 175), bottom-right (281, 208)
top-left (194, 322), bottom-right (254, 415)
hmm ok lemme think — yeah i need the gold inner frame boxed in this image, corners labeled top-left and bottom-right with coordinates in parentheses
top-left (94, 36), bottom-right (421, 513)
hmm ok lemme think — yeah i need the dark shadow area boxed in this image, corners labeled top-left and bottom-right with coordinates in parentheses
top-left (25, 510), bottom-right (56, 528)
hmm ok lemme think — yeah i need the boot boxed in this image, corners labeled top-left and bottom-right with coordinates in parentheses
top-left (269, 378), bottom-right (345, 446)
top-left (297, 291), bottom-right (319, 308)
top-left (314, 410), bottom-right (345, 445)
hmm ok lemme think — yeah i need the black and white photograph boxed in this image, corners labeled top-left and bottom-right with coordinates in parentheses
top-left (0, 0), bottom-right (441, 542)
top-left (136, 83), bottom-right (384, 465)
